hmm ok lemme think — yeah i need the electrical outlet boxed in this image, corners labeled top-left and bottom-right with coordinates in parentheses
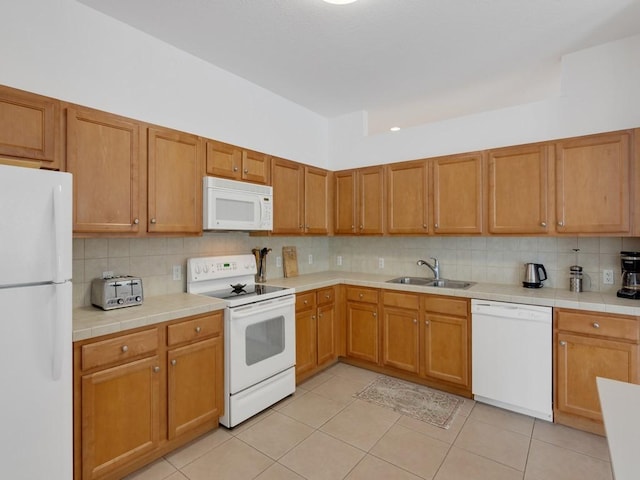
top-left (378, 257), bottom-right (385, 269)
top-left (102, 271), bottom-right (113, 279)
top-left (603, 269), bottom-right (614, 285)
top-left (336, 255), bottom-right (343, 266)
top-left (308, 254), bottom-right (313, 265)
top-left (172, 265), bottom-right (182, 281)
top-left (276, 256), bottom-right (282, 268)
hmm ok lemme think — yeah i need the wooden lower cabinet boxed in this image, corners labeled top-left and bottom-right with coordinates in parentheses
top-left (346, 287), bottom-right (380, 364)
top-left (74, 311), bottom-right (224, 480)
top-left (422, 312), bottom-right (469, 387)
top-left (295, 287), bottom-right (337, 382)
top-left (554, 308), bottom-right (639, 434)
top-left (382, 291), bottom-right (420, 373)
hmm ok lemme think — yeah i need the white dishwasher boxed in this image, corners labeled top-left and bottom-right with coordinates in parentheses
top-left (471, 299), bottom-right (553, 421)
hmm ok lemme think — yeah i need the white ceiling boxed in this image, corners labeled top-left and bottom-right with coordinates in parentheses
top-left (79, 0), bottom-right (640, 134)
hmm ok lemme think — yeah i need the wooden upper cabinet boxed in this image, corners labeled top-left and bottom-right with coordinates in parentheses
top-left (272, 157), bottom-right (304, 234)
top-left (432, 153), bottom-right (483, 234)
top-left (387, 160), bottom-right (429, 234)
top-left (304, 166), bottom-right (331, 234)
top-left (335, 167), bottom-right (385, 235)
top-left (66, 107), bottom-right (142, 234)
top-left (205, 140), bottom-right (270, 184)
top-left (0, 85), bottom-right (61, 168)
top-left (147, 127), bottom-right (204, 234)
top-left (555, 131), bottom-right (631, 234)
top-left (488, 144), bottom-right (553, 234)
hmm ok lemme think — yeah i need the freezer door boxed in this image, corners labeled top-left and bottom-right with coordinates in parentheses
top-left (0, 282), bottom-right (72, 479)
top-left (0, 164), bottom-right (72, 287)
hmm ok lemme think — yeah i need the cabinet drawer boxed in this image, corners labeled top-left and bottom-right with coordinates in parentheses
top-left (383, 290), bottom-right (420, 310)
top-left (82, 328), bottom-right (158, 371)
top-left (556, 310), bottom-right (639, 342)
top-left (346, 287), bottom-right (379, 304)
top-left (167, 312), bottom-right (223, 346)
top-left (317, 287), bottom-right (335, 306)
top-left (423, 295), bottom-right (468, 317)
top-left (296, 292), bottom-right (316, 311)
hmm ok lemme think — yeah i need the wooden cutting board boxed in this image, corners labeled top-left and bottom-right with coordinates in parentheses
top-left (282, 246), bottom-right (298, 278)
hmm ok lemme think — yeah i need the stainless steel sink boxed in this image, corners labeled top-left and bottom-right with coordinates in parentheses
top-left (387, 277), bottom-right (475, 289)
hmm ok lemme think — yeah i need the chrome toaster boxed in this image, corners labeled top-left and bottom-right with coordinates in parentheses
top-left (91, 275), bottom-right (143, 310)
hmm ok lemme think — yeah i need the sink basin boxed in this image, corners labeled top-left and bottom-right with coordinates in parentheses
top-left (387, 277), bottom-right (475, 289)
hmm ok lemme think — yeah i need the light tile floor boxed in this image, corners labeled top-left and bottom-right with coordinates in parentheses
top-left (125, 363), bottom-right (613, 480)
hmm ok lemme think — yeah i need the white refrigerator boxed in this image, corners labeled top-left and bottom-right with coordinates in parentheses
top-left (0, 164), bottom-right (73, 479)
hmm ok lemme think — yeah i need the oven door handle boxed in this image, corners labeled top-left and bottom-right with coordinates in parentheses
top-left (231, 296), bottom-right (295, 318)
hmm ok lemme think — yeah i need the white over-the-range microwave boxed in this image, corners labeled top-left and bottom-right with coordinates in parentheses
top-left (203, 177), bottom-right (273, 231)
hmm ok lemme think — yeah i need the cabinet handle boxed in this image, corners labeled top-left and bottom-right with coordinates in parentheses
top-left (150, 218), bottom-right (157, 224)
top-left (153, 366), bottom-right (160, 373)
top-left (133, 218), bottom-right (139, 225)
top-left (195, 326), bottom-right (201, 333)
top-left (557, 221), bottom-right (564, 227)
top-left (593, 322), bottom-right (600, 329)
top-left (171, 359), bottom-right (177, 366)
top-left (559, 340), bottom-right (567, 346)
top-left (540, 222), bottom-right (547, 227)
top-left (121, 345), bottom-right (129, 353)
top-left (233, 166), bottom-right (238, 172)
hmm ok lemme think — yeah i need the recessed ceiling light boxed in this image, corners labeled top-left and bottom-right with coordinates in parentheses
top-left (323, 0), bottom-right (358, 4)
top-left (390, 126), bottom-right (401, 132)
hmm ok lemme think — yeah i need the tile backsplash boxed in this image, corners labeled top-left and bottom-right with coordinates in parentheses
top-left (73, 233), bottom-right (640, 308)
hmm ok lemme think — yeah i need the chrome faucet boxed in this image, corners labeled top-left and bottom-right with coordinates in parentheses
top-left (417, 257), bottom-right (440, 280)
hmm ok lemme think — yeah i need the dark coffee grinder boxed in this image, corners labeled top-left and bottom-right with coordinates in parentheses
top-left (617, 251), bottom-right (640, 299)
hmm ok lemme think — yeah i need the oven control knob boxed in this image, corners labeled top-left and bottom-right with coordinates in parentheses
top-left (135, 296), bottom-right (142, 302)
top-left (117, 298), bottom-right (124, 305)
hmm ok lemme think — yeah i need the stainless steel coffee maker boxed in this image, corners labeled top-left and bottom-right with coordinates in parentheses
top-left (617, 251), bottom-right (640, 299)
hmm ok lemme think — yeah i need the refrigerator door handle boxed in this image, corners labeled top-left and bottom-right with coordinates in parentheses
top-left (52, 184), bottom-right (65, 284)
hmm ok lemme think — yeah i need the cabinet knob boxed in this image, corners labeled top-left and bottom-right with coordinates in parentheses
top-left (121, 345), bottom-right (128, 353)
top-left (171, 359), bottom-right (177, 366)
top-left (325, 294), bottom-right (330, 299)
top-left (150, 218), bottom-right (157, 224)
top-left (557, 221), bottom-right (564, 227)
top-left (413, 319), bottom-right (417, 324)
top-left (359, 293), bottom-right (364, 298)
top-left (540, 222), bottom-right (547, 227)
top-left (425, 320), bottom-right (429, 325)
top-left (318, 313), bottom-right (323, 319)
top-left (423, 224), bottom-right (427, 228)
top-left (312, 315), bottom-right (316, 320)
top-left (195, 326), bottom-right (201, 333)
top-left (153, 366), bottom-right (160, 373)
top-left (373, 312), bottom-right (377, 317)
top-left (351, 225), bottom-right (355, 230)
top-left (299, 224), bottom-right (303, 229)
top-left (593, 322), bottom-right (600, 329)
top-left (233, 166), bottom-right (238, 172)
top-left (304, 300), bottom-right (308, 305)
top-left (133, 218), bottom-right (139, 225)
top-left (434, 223), bottom-right (439, 229)
top-left (359, 225), bottom-right (364, 230)
top-left (244, 169), bottom-right (248, 174)
top-left (559, 340), bottom-right (567, 346)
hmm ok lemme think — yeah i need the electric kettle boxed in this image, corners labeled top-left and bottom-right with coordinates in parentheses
top-left (523, 263), bottom-right (547, 288)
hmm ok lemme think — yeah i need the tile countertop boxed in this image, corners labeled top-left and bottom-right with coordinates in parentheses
top-left (73, 271), bottom-right (640, 341)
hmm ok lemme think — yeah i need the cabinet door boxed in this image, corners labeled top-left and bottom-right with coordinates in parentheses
top-left (66, 107), bottom-right (142, 233)
top-left (317, 303), bottom-right (336, 366)
top-left (305, 166), bottom-right (330, 234)
top-left (422, 313), bottom-right (469, 387)
top-left (81, 356), bottom-right (161, 480)
top-left (382, 307), bottom-right (419, 373)
top-left (358, 166), bottom-right (385, 234)
top-left (242, 150), bottom-right (270, 184)
top-left (488, 145), bottom-right (551, 234)
top-left (334, 170), bottom-right (356, 234)
top-left (147, 127), bottom-right (203, 234)
top-left (346, 302), bottom-right (379, 364)
top-left (387, 160), bottom-right (429, 234)
top-left (205, 140), bottom-right (242, 179)
top-left (167, 337), bottom-right (223, 439)
top-left (0, 85), bottom-right (60, 167)
top-left (272, 157), bottom-right (304, 234)
top-left (556, 332), bottom-right (638, 421)
top-left (432, 154), bottom-right (483, 234)
top-left (296, 309), bottom-right (317, 377)
top-left (555, 132), bottom-right (630, 234)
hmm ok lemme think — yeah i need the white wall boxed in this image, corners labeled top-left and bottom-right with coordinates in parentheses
top-left (328, 34), bottom-right (640, 169)
top-left (0, 0), bottom-right (328, 168)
